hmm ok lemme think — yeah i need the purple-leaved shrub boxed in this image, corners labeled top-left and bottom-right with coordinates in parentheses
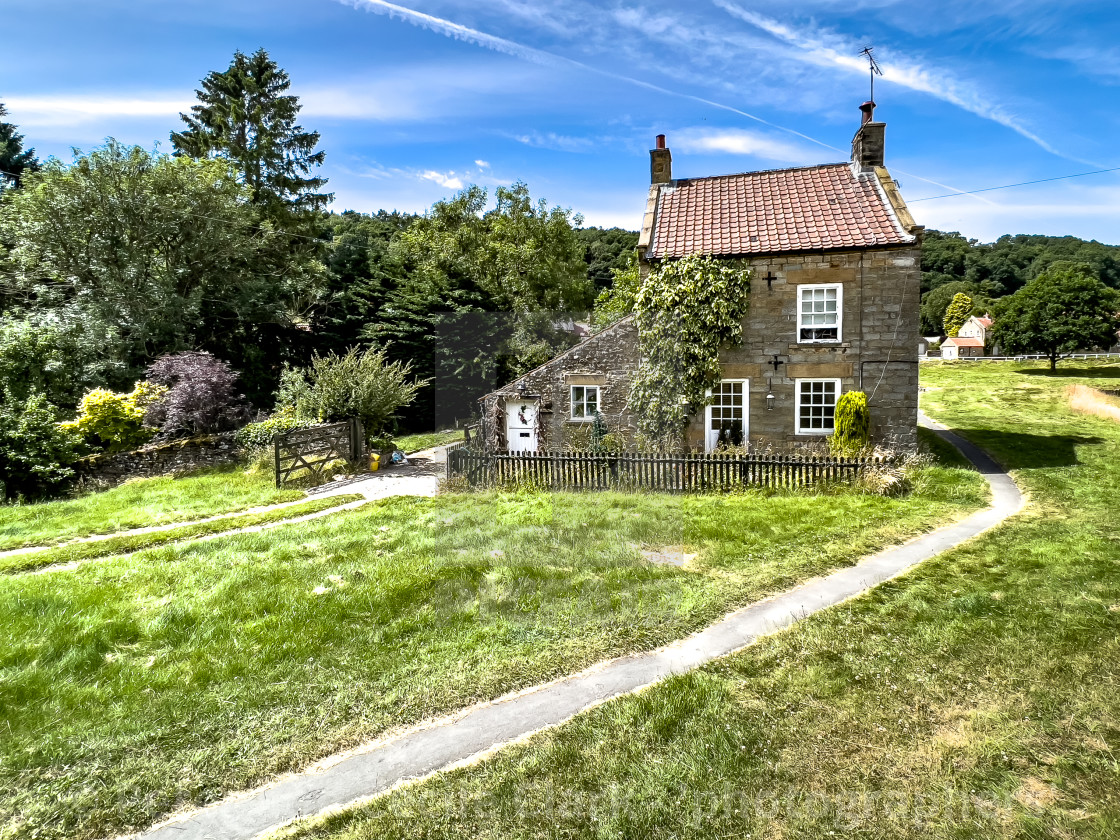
top-left (144, 352), bottom-right (250, 438)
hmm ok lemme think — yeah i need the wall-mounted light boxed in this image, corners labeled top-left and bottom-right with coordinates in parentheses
top-left (516, 381), bottom-right (527, 395)
top-left (766, 390), bottom-right (776, 411)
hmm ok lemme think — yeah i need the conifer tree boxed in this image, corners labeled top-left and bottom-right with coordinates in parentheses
top-left (0, 103), bottom-right (39, 190)
top-left (171, 49), bottom-right (331, 222)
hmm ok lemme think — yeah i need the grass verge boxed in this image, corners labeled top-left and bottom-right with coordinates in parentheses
top-left (274, 360), bottom-right (1120, 840)
top-left (0, 464), bottom-right (304, 551)
top-left (0, 451), bottom-right (985, 839)
top-left (0, 495), bottom-right (364, 574)
top-left (393, 429), bottom-right (465, 453)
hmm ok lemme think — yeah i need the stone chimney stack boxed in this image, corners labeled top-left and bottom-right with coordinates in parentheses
top-left (851, 101), bottom-right (885, 170)
top-left (650, 134), bottom-right (672, 184)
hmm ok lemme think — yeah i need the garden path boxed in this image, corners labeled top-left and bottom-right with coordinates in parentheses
top-left (135, 417), bottom-right (1023, 840)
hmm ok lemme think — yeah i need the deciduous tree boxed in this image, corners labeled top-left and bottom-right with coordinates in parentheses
top-left (943, 292), bottom-right (974, 337)
top-left (991, 262), bottom-right (1120, 370)
top-left (0, 142), bottom-right (312, 402)
top-left (376, 183), bottom-right (593, 427)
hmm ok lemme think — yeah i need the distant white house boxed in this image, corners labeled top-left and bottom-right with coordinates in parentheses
top-left (958, 315), bottom-right (993, 345)
top-left (942, 315), bottom-right (995, 358)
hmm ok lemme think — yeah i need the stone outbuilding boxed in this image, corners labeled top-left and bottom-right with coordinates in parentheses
top-left (480, 102), bottom-right (923, 452)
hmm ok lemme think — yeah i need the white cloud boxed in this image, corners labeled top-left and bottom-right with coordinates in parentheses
top-left (4, 94), bottom-right (191, 127)
top-left (510, 131), bottom-right (597, 153)
top-left (475, 159), bottom-right (490, 168)
top-left (672, 127), bottom-right (820, 164)
top-left (420, 169), bottom-right (464, 189)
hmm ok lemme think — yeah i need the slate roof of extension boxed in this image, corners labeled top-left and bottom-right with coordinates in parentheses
top-left (647, 163), bottom-right (914, 259)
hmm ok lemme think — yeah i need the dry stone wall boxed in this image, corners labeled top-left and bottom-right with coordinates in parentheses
top-left (75, 433), bottom-right (242, 485)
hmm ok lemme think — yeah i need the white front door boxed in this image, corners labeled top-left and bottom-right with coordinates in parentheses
top-left (505, 400), bottom-right (539, 452)
top-left (705, 380), bottom-right (748, 451)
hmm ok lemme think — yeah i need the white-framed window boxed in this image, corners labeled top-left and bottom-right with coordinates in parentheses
top-left (795, 378), bottom-right (840, 435)
top-left (570, 385), bottom-right (600, 420)
top-left (797, 284), bottom-right (842, 343)
top-left (705, 379), bottom-right (748, 452)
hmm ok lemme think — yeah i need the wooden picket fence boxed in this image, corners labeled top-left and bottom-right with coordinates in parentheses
top-left (274, 419), bottom-right (364, 487)
top-left (447, 449), bottom-right (890, 493)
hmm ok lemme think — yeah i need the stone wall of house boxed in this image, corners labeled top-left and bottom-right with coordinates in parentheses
top-left (480, 244), bottom-right (920, 453)
top-left (682, 245), bottom-right (921, 450)
top-left (75, 433), bottom-right (242, 485)
top-left (480, 319), bottom-right (640, 451)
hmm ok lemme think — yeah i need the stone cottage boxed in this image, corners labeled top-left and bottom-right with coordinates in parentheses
top-left (480, 102), bottom-right (923, 452)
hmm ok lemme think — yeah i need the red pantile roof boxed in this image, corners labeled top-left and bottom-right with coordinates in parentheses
top-left (975, 317), bottom-right (993, 328)
top-left (944, 337), bottom-right (983, 347)
top-left (647, 163), bottom-right (914, 259)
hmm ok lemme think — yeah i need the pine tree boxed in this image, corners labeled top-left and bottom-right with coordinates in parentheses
top-left (171, 49), bottom-right (331, 222)
top-left (0, 103), bottom-right (39, 190)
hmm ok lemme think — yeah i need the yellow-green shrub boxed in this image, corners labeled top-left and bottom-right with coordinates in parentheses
top-left (61, 382), bottom-right (166, 451)
top-left (829, 390), bottom-right (871, 457)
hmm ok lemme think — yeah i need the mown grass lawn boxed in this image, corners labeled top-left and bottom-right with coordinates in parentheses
top-left (1, 444), bottom-right (983, 839)
top-left (0, 464), bottom-right (304, 551)
top-left (0, 494), bottom-right (363, 574)
top-left (276, 360), bottom-right (1120, 840)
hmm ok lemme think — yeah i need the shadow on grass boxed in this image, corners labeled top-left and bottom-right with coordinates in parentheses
top-left (1017, 367), bottom-right (1120, 379)
top-left (952, 428), bottom-right (1103, 469)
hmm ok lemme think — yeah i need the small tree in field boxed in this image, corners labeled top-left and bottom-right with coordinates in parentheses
top-left (991, 262), bottom-right (1120, 371)
top-left (942, 292), bottom-right (973, 337)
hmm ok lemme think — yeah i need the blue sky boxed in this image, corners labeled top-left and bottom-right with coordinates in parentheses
top-left (3, 0), bottom-right (1119, 243)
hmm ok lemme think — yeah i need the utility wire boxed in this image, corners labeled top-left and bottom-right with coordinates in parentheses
top-left (909, 166), bottom-right (1120, 202)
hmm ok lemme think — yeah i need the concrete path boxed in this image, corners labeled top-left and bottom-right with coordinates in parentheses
top-left (136, 421), bottom-right (1023, 840)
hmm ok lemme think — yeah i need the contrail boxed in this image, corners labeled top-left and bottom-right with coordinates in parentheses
top-left (342, 0), bottom-right (988, 202)
top-left (713, 0), bottom-right (1095, 167)
top-left (343, 0), bottom-right (843, 153)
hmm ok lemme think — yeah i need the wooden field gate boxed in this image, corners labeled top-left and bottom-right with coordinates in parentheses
top-left (447, 449), bottom-right (889, 493)
top-left (274, 419), bottom-right (364, 487)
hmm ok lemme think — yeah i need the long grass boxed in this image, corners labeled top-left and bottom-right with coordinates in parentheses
top-left (0, 454), bottom-right (984, 839)
top-left (0, 494), bottom-right (363, 574)
top-left (0, 464), bottom-right (304, 551)
top-left (1067, 383), bottom-right (1120, 423)
top-left (276, 360), bottom-right (1120, 840)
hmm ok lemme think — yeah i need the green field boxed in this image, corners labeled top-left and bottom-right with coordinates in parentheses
top-left (0, 494), bottom-right (363, 574)
top-left (276, 361), bottom-right (1120, 840)
top-left (0, 464), bottom-right (304, 551)
top-left (0, 447), bottom-right (983, 839)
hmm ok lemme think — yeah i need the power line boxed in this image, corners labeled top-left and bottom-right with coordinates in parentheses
top-left (909, 166), bottom-right (1120, 202)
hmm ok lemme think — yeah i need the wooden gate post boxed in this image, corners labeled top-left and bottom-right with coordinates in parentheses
top-left (274, 438), bottom-right (282, 488)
